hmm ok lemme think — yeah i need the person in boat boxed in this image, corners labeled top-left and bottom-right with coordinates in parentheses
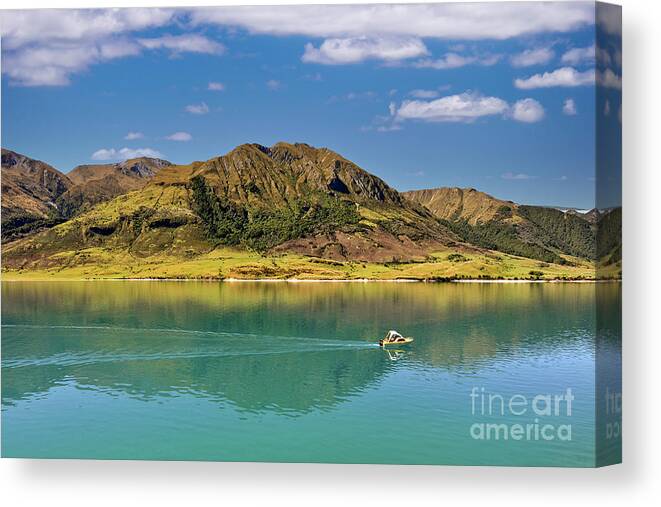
top-left (384, 330), bottom-right (403, 343)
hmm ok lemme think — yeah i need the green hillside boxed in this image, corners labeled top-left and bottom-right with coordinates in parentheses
top-left (405, 187), bottom-right (597, 265)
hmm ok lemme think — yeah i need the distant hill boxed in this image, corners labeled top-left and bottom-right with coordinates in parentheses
top-left (1, 148), bottom-right (72, 241)
top-left (1, 148), bottom-right (72, 217)
top-left (68, 158), bottom-right (170, 185)
top-left (562, 208), bottom-right (601, 224)
top-left (1, 149), bottom-right (170, 241)
top-left (403, 187), bottom-right (515, 225)
top-left (404, 187), bottom-right (596, 264)
top-left (58, 158), bottom-right (172, 217)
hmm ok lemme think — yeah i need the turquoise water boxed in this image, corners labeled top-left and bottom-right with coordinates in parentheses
top-left (1, 281), bottom-right (620, 465)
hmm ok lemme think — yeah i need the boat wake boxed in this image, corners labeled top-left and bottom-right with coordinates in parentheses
top-left (1, 324), bottom-right (379, 368)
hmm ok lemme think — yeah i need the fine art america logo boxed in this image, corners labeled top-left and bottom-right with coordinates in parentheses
top-left (469, 387), bottom-right (574, 441)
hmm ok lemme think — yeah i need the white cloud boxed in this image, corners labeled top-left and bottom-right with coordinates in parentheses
top-left (166, 131), bottom-right (192, 142)
top-left (302, 36), bottom-right (427, 65)
top-left (409, 89), bottom-right (441, 99)
top-left (479, 54), bottom-right (502, 66)
top-left (393, 92), bottom-right (509, 123)
top-left (328, 91), bottom-right (377, 103)
top-left (414, 53), bottom-right (471, 69)
top-left (266, 79), bottom-right (282, 90)
top-left (362, 111), bottom-right (403, 133)
top-left (0, 8), bottom-right (175, 50)
top-left (390, 92), bottom-right (546, 126)
top-left (0, 10), bottom-right (225, 86)
top-left (138, 34), bottom-right (224, 55)
top-left (413, 52), bottom-right (500, 70)
top-left (190, 3), bottom-right (594, 40)
top-left (510, 47), bottom-right (554, 67)
top-left (562, 44), bottom-right (622, 67)
top-left (208, 81), bottom-right (225, 91)
top-left (91, 149), bottom-right (117, 161)
top-left (2, 4), bottom-right (594, 51)
top-left (99, 40), bottom-right (142, 60)
top-left (563, 98), bottom-right (577, 116)
top-left (303, 72), bottom-right (323, 81)
top-left (514, 67), bottom-right (595, 89)
top-left (388, 102), bottom-right (397, 116)
top-left (91, 147), bottom-right (164, 161)
top-left (185, 102), bottom-right (210, 114)
top-left (2, 34), bottom-right (221, 87)
top-left (561, 45), bottom-right (596, 66)
top-left (510, 98), bottom-right (545, 123)
top-left (2, 44), bottom-right (119, 86)
top-left (502, 172), bottom-right (533, 180)
top-left (124, 131), bottom-right (144, 140)
top-left (1, 4), bottom-right (597, 86)
top-left (596, 68), bottom-right (622, 89)
top-left (376, 124), bottom-right (403, 132)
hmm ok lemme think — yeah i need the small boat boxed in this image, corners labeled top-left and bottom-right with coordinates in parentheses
top-left (380, 337), bottom-right (414, 347)
top-left (379, 330), bottom-right (414, 347)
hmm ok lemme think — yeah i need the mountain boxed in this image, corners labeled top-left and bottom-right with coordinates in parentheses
top-left (153, 142), bottom-right (455, 258)
top-left (404, 187), bottom-right (596, 264)
top-left (68, 158), bottom-right (170, 185)
top-left (403, 187), bottom-right (516, 225)
top-left (1, 148), bottom-right (73, 217)
top-left (57, 157), bottom-right (172, 217)
top-left (2, 143), bottom-right (463, 272)
top-left (596, 207), bottom-right (622, 266)
top-left (565, 208), bottom-right (601, 224)
top-left (2, 143), bottom-right (613, 280)
top-left (184, 142), bottom-right (407, 207)
top-left (1, 148), bottom-right (73, 241)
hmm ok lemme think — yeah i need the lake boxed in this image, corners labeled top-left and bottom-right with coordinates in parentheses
top-left (1, 281), bottom-right (621, 466)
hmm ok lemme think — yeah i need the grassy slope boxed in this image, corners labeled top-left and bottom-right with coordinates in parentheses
top-left (404, 187), bottom-right (597, 264)
top-left (2, 246), bottom-right (597, 281)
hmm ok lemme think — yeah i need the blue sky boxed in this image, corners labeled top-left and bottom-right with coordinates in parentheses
top-left (1, 3), bottom-right (622, 208)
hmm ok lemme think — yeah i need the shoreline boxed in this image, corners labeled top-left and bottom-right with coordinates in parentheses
top-left (1, 275), bottom-right (621, 283)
